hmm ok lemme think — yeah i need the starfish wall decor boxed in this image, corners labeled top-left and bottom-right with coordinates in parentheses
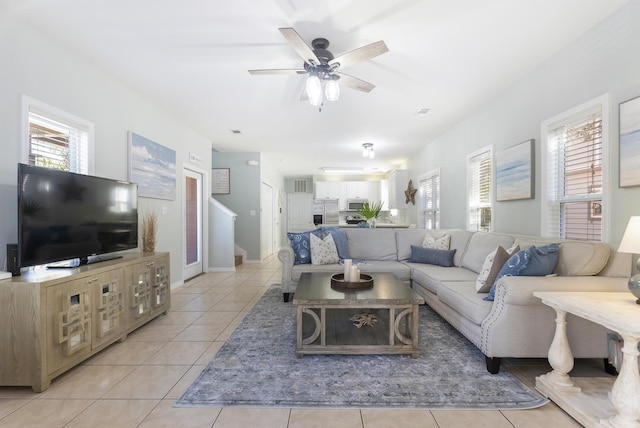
top-left (405, 180), bottom-right (417, 205)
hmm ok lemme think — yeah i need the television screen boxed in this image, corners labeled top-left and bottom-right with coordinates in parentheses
top-left (18, 163), bottom-right (138, 268)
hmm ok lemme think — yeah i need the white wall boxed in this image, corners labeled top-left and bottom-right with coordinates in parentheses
top-left (407, 1), bottom-right (640, 243)
top-left (0, 6), bottom-right (212, 283)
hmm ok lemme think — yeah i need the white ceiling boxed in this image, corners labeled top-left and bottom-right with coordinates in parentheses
top-left (1, 0), bottom-right (630, 176)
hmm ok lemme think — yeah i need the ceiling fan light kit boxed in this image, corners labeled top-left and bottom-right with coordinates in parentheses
top-left (250, 27), bottom-right (388, 108)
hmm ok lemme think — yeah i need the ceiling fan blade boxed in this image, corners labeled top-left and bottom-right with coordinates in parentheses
top-left (279, 27), bottom-right (320, 66)
top-left (329, 40), bottom-right (389, 69)
top-left (335, 72), bottom-right (376, 93)
top-left (248, 69), bottom-right (307, 75)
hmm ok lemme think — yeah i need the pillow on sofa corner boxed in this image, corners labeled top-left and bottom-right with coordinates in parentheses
top-left (310, 233), bottom-right (340, 265)
top-left (476, 244), bottom-right (520, 293)
top-left (484, 243), bottom-right (560, 301)
top-left (287, 229), bottom-right (323, 265)
top-left (422, 233), bottom-right (450, 250)
top-left (408, 245), bottom-right (456, 267)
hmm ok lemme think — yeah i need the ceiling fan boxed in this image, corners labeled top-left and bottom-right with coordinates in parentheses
top-left (249, 28), bottom-right (388, 106)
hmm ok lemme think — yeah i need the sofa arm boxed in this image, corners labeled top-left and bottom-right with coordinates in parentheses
top-left (496, 275), bottom-right (629, 306)
top-left (278, 245), bottom-right (295, 292)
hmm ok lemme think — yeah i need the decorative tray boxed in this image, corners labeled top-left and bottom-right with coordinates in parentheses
top-left (330, 273), bottom-right (374, 290)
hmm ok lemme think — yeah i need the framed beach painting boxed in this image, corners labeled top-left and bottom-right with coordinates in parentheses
top-left (495, 139), bottom-right (534, 201)
top-left (128, 131), bottom-right (176, 200)
top-left (620, 95), bottom-right (640, 188)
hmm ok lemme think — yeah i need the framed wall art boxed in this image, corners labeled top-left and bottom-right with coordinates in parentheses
top-left (619, 95), bottom-right (640, 187)
top-left (212, 168), bottom-right (230, 194)
top-left (128, 131), bottom-right (176, 200)
top-left (495, 139), bottom-right (534, 201)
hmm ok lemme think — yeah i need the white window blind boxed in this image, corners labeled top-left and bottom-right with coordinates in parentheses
top-left (544, 105), bottom-right (603, 241)
top-left (419, 170), bottom-right (440, 229)
top-left (28, 112), bottom-right (90, 173)
top-left (467, 147), bottom-right (492, 232)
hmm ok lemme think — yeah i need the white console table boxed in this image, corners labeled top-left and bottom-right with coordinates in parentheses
top-left (534, 291), bottom-right (640, 427)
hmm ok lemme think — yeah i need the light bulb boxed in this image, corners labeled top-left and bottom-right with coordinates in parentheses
top-left (325, 80), bottom-right (340, 101)
top-left (306, 75), bottom-right (322, 106)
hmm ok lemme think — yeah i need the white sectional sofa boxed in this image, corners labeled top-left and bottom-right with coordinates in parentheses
top-left (278, 227), bottom-right (631, 373)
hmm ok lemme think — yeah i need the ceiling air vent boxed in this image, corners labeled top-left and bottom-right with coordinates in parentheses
top-left (293, 179), bottom-right (308, 193)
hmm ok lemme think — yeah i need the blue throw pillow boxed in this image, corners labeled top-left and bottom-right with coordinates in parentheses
top-left (320, 226), bottom-right (351, 260)
top-left (408, 245), bottom-right (456, 267)
top-left (484, 248), bottom-right (529, 301)
top-left (484, 243), bottom-right (560, 301)
top-left (520, 243), bottom-right (559, 276)
top-left (287, 229), bottom-right (322, 265)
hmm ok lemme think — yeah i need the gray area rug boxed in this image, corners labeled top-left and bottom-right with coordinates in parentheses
top-left (176, 285), bottom-right (547, 409)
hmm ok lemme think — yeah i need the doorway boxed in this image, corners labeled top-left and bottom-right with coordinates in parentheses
top-left (183, 167), bottom-right (204, 280)
top-left (261, 182), bottom-right (274, 259)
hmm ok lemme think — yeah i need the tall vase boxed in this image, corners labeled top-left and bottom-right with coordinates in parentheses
top-left (367, 218), bottom-right (377, 228)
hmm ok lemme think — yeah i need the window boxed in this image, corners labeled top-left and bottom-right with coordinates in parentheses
top-left (22, 96), bottom-right (94, 174)
top-left (419, 169), bottom-right (440, 229)
top-left (467, 146), bottom-right (492, 232)
top-left (541, 95), bottom-right (608, 241)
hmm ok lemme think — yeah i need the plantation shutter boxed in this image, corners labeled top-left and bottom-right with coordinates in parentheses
top-left (545, 106), bottom-right (602, 241)
top-left (28, 111), bottom-right (90, 173)
top-left (468, 148), bottom-right (492, 231)
top-left (420, 172), bottom-right (440, 229)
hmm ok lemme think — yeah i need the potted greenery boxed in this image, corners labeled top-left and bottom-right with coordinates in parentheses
top-left (357, 201), bottom-right (384, 228)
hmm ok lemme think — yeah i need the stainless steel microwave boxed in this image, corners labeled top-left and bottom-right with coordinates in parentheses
top-left (347, 199), bottom-right (368, 211)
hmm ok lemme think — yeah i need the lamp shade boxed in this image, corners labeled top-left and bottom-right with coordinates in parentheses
top-left (618, 216), bottom-right (640, 254)
top-left (305, 75), bottom-right (322, 106)
top-left (325, 80), bottom-right (340, 101)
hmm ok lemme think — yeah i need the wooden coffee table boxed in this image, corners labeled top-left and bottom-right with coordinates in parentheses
top-left (292, 272), bottom-right (425, 358)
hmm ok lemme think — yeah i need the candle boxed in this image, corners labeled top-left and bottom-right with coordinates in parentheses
top-left (343, 259), bottom-right (352, 281)
top-left (350, 265), bottom-right (359, 282)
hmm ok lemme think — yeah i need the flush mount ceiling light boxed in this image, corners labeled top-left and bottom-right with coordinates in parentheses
top-left (362, 143), bottom-right (374, 159)
top-left (321, 167), bottom-right (364, 174)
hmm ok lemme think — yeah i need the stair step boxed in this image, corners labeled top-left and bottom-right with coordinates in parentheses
top-left (234, 255), bottom-right (242, 266)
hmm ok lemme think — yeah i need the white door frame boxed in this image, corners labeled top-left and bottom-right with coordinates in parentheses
top-left (182, 164), bottom-right (209, 280)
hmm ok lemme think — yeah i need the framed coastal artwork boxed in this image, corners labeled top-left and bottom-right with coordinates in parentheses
top-left (128, 131), bottom-right (176, 200)
top-left (211, 168), bottom-right (231, 194)
top-left (619, 95), bottom-right (640, 188)
top-left (495, 139), bottom-right (534, 201)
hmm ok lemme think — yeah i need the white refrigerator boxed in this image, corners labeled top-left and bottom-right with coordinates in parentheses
top-left (313, 199), bottom-right (339, 226)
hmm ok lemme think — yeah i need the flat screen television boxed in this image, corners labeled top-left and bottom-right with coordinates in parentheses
top-left (18, 163), bottom-right (138, 269)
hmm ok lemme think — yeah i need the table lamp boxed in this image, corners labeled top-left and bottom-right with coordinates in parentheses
top-left (618, 216), bottom-right (640, 304)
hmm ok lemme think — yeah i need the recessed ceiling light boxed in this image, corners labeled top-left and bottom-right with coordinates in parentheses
top-left (416, 108), bottom-right (430, 116)
top-left (230, 129), bottom-right (242, 134)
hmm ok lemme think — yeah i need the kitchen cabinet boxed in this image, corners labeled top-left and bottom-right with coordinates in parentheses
top-left (0, 253), bottom-right (170, 392)
top-left (314, 181), bottom-right (341, 200)
top-left (343, 181), bottom-right (380, 204)
top-left (387, 170), bottom-right (409, 209)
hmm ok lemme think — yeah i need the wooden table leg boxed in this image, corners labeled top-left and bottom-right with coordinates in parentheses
top-left (602, 335), bottom-right (640, 427)
top-left (537, 307), bottom-right (580, 392)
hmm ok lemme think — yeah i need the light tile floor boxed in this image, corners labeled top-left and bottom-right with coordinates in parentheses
top-left (0, 255), bottom-right (600, 427)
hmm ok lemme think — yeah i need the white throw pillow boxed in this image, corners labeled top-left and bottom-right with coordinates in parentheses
top-left (422, 234), bottom-right (450, 250)
top-left (310, 233), bottom-right (339, 265)
top-left (475, 243), bottom-right (519, 292)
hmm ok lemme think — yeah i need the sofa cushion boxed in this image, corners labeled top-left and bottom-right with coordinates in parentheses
top-left (310, 233), bottom-right (339, 265)
top-left (409, 264), bottom-right (479, 294)
top-left (320, 226), bottom-right (351, 260)
top-left (344, 228), bottom-right (398, 261)
top-left (287, 229), bottom-right (323, 265)
top-left (475, 244), bottom-right (520, 292)
top-left (422, 233), bottom-right (450, 250)
top-left (437, 282), bottom-right (494, 325)
top-left (409, 246), bottom-right (456, 267)
top-left (461, 232), bottom-right (515, 274)
top-left (396, 229), bottom-right (472, 266)
top-left (556, 242), bottom-right (610, 276)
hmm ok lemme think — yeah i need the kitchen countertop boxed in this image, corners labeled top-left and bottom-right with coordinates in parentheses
top-left (329, 223), bottom-right (411, 228)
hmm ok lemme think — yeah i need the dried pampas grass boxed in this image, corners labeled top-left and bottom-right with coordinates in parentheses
top-left (142, 211), bottom-right (158, 252)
